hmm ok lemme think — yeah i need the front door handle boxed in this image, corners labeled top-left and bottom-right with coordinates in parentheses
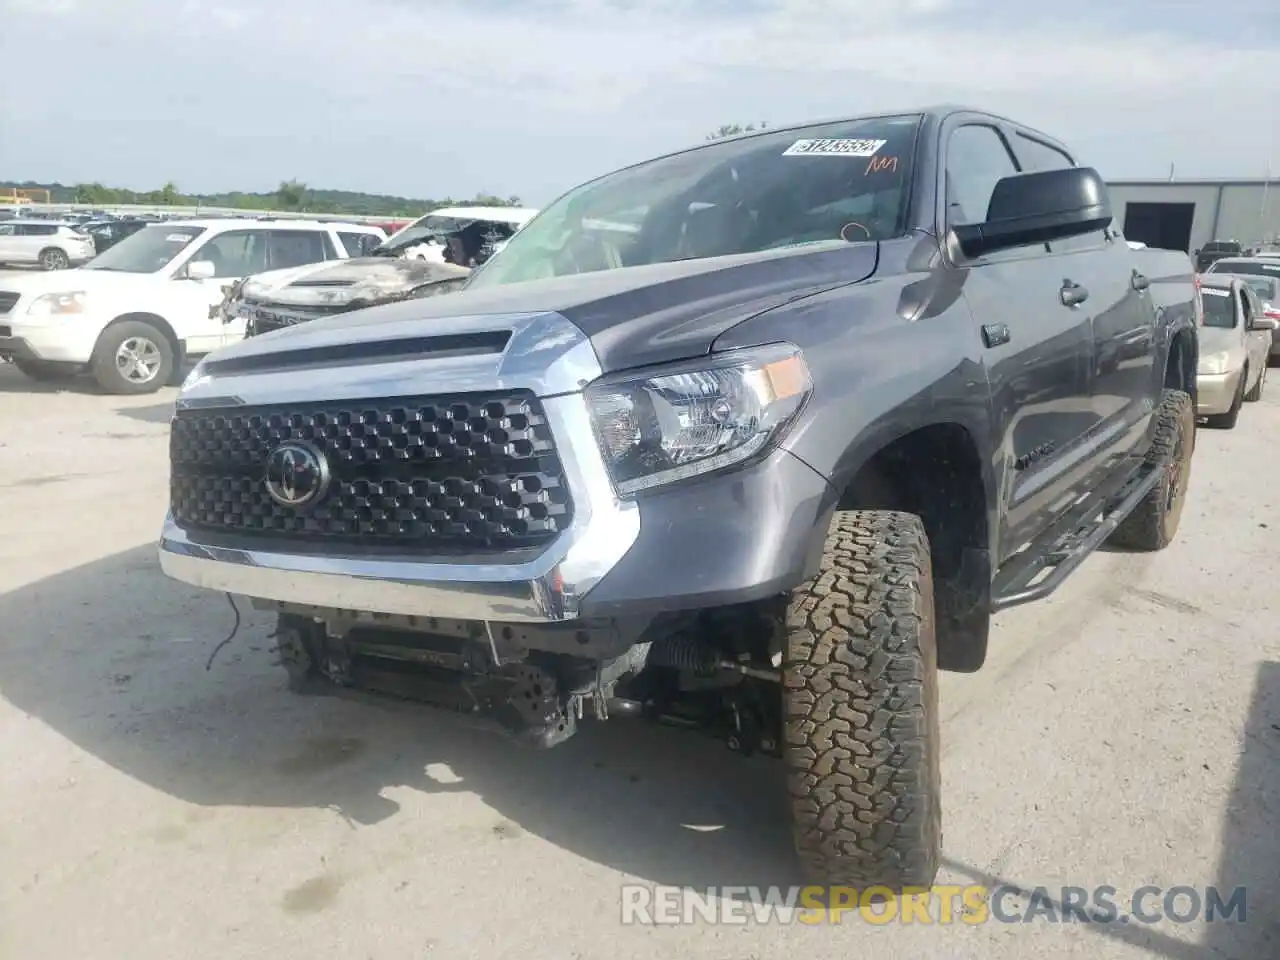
top-left (1132, 272), bottom-right (1150, 291)
top-left (1060, 279), bottom-right (1089, 307)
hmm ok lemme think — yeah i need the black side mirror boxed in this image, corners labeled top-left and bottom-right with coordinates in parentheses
top-left (953, 167), bottom-right (1113, 259)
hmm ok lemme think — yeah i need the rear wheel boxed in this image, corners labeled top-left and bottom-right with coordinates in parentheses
top-left (38, 247), bottom-right (70, 270)
top-left (783, 509), bottom-right (941, 889)
top-left (1108, 389), bottom-right (1193, 551)
top-left (90, 320), bottom-right (174, 395)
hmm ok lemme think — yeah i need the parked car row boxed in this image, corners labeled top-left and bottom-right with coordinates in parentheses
top-left (0, 218), bottom-right (387, 392)
top-left (0, 203), bottom-right (541, 393)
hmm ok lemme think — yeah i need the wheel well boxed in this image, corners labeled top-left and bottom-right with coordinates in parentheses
top-left (1164, 327), bottom-right (1197, 403)
top-left (97, 312), bottom-right (182, 364)
top-left (837, 423), bottom-right (990, 664)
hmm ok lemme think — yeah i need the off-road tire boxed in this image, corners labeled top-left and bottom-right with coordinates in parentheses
top-left (13, 358), bottom-right (80, 382)
top-left (783, 509), bottom-right (941, 889)
top-left (38, 247), bottom-right (70, 270)
top-left (1108, 389), bottom-right (1193, 551)
top-left (1244, 364), bottom-right (1265, 402)
top-left (1205, 374), bottom-right (1244, 429)
top-left (90, 320), bottom-right (174, 395)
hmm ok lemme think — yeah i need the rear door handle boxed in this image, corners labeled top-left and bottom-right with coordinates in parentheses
top-left (981, 323), bottom-right (1011, 348)
top-left (1060, 279), bottom-right (1089, 307)
top-left (1132, 272), bottom-right (1150, 291)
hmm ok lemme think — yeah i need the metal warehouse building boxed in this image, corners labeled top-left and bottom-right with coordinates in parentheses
top-left (1107, 179), bottom-right (1278, 255)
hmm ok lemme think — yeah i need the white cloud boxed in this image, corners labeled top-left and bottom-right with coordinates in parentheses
top-left (0, 0), bottom-right (1275, 200)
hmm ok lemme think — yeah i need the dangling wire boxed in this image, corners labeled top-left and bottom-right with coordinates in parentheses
top-left (204, 592), bottom-right (242, 671)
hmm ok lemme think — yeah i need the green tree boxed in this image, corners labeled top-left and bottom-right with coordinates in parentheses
top-left (159, 181), bottom-right (180, 205)
top-left (275, 179), bottom-right (308, 211)
top-left (706, 122), bottom-right (768, 141)
top-left (74, 182), bottom-right (117, 204)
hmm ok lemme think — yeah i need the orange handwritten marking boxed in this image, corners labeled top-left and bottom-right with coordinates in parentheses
top-left (865, 155), bottom-right (899, 175)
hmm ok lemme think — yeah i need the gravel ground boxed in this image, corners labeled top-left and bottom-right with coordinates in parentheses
top-left (0, 358), bottom-right (1276, 960)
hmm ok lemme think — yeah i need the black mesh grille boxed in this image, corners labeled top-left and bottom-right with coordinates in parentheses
top-left (244, 301), bottom-right (340, 337)
top-left (169, 392), bottom-right (573, 550)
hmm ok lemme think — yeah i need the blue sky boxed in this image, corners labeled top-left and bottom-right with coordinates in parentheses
top-left (1, 0), bottom-right (1276, 204)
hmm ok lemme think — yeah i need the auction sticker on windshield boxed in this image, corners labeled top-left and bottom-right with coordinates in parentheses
top-left (783, 138), bottom-right (887, 157)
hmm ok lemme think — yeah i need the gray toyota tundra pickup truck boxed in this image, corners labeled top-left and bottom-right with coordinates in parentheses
top-left (159, 106), bottom-right (1199, 890)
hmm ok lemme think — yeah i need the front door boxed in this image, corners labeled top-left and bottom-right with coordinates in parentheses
top-left (942, 120), bottom-right (1098, 563)
top-left (0, 223), bottom-right (18, 262)
top-left (171, 228), bottom-right (270, 355)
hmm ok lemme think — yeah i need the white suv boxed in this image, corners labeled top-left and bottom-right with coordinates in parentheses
top-left (0, 218), bottom-right (384, 394)
top-left (0, 220), bottom-right (98, 270)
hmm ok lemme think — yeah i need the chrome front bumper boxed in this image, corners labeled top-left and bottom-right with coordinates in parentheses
top-left (157, 310), bottom-right (641, 623)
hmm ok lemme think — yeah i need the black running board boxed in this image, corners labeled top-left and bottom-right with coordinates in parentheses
top-left (990, 465), bottom-right (1160, 613)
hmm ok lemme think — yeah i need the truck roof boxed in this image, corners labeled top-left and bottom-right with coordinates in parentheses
top-left (156, 217), bottom-right (382, 231)
top-left (426, 206), bottom-right (539, 225)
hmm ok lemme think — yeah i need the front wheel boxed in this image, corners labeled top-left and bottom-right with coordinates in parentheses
top-left (90, 321), bottom-right (174, 395)
top-left (783, 509), bottom-right (941, 889)
top-left (1204, 374), bottom-right (1244, 429)
top-left (1244, 364), bottom-right (1265, 402)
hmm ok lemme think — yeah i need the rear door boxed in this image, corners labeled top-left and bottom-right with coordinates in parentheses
top-left (1009, 130), bottom-right (1157, 477)
top-left (941, 118), bottom-right (1096, 562)
top-left (15, 223), bottom-right (57, 263)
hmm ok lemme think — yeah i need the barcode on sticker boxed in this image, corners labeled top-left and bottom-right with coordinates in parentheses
top-left (783, 138), bottom-right (887, 157)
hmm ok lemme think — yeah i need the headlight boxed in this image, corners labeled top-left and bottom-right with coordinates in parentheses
top-left (26, 291), bottom-right (88, 316)
top-left (585, 343), bottom-right (812, 496)
top-left (1198, 350), bottom-right (1231, 376)
top-left (180, 359), bottom-right (209, 392)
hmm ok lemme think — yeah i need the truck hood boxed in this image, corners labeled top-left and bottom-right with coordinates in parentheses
top-left (243, 257), bottom-right (471, 309)
top-left (1197, 327), bottom-right (1244, 356)
top-left (207, 241), bottom-right (879, 374)
top-left (0, 267), bottom-right (167, 296)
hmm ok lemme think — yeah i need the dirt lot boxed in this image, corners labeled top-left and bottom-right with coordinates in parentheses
top-left (0, 360), bottom-right (1276, 960)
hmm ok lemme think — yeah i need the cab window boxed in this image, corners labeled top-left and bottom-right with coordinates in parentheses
top-left (945, 124), bottom-right (1020, 228)
top-left (192, 230), bottom-right (270, 278)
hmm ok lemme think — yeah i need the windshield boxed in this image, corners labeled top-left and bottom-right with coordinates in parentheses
top-left (82, 224), bottom-right (206, 273)
top-left (1199, 287), bottom-right (1236, 327)
top-left (469, 115), bottom-right (922, 290)
top-left (1207, 259), bottom-right (1280, 279)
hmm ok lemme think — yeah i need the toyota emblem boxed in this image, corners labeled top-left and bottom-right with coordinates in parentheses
top-left (264, 441), bottom-right (330, 508)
